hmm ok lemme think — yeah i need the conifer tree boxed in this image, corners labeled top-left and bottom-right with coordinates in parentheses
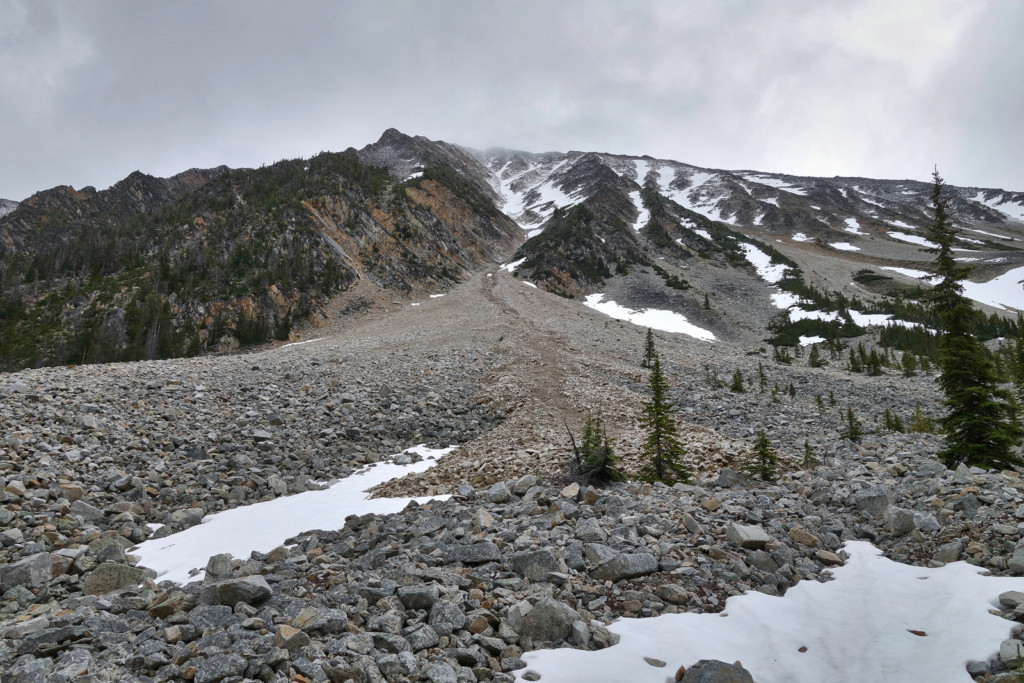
top-left (802, 439), bottom-right (818, 468)
top-left (577, 414), bottom-right (624, 483)
top-left (842, 407), bottom-right (863, 443)
top-left (808, 344), bottom-right (825, 368)
top-left (730, 370), bottom-right (745, 393)
top-left (902, 351), bottom-right (918, 377)
top-left (742, 430), bottom-right (779, 482)
top-left (849, 348), bottom-right (862, 373)
top-left (925, 168), bottom-right (1021, 469)
top-left (642, 327), bottom-right (656, 368)
top-left (640, 355), bottom-right (692, 484)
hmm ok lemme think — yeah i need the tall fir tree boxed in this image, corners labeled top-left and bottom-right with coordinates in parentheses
top-left (642, 327), bottom-right (656, 368)
top-left (640, 355), bottom-right (692, 484)
top-left (742, 430), bottom-right (779, 482)
top-left (925, 168), bottom-right (1021, 469)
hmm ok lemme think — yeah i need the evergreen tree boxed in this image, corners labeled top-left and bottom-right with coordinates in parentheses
top-left (576, 414), bottom-right (624, 483)
top-left (925, 169), bottom-right (1021, 469)
top-left (808, 344), bottom-right (825, 368)
top-left (730, 370), bottom-right (745, 393)
top-left (849, 348), bottom-right (862, 373)
top-left (802, 439), bottom-right (818, 468)
top-left (639, 355), bottom-right (692, 484)
top-left (842, 407), bottom-right (863, 443)
top-left (901, 351), bottom-right (918, 377)
top-left (642, 327), bottom-right (656, 368)
top-left (742, 430), bottom-right (779, 482)
top-left (703, 293), bottom-right (711, 310)
top-left (758, 361), bottom-right (767, 391)
top-left (867, 349), bottom-right (883, 376)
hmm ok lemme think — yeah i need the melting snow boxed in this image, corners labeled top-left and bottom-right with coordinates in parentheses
top-left (889, 219), bottom-right (916, 230)
top-left (967, 227), bottom-right (1013, 241)
top-left (583, 294), bottom-right (715, 342)
top-left (279, 337), bottom-right (327, 349)
top-left (628, 190), bottom-right (650, 230)
top-left (961, 265), bottom-right (1024, 311)
top-left (972, 191), bottom-right (1024, 222)
top-left (792, 233), bottom-right (812, 242)
top-left (888, 232), bottom-right (939, 249)
top-left (132, 446), bottom-right (454, 584)
top-left (500, 258), bottom-right (527, 273)
top-left (518, 541), bottom-right (1024, 683)
top-left (799, 335), bottom-right (826, 346)
top-left (522, 281), bottom-right (538, 288)
top-left (739, 243), bottom-right (789, 284)
top-left (743, 175), bottom-right (808, 196)
top-left (830, 242), bottom-right (860, 252)
top-left (843, 217), bottom-right (866, 235)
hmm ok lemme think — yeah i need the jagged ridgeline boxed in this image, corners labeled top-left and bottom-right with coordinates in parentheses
top-left (0, 151), bottom-right (519, 370)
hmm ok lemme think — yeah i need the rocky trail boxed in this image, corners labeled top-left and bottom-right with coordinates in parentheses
top-left (1, 268), bottom-right (1023, 682)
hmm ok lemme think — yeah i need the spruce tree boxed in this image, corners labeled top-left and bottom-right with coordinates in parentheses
top-left (730, 370), bottom-right (745, 393)
top-left (842, 407), bottom-right (863, 443)
top-left (742, 430), bottom-right (779, 482)
top-left (925, 169), bottom-right (1021, 469)
top-left (902, 351), bottom-right (918, 377)
top-left (577, 414), bottom-right (624, 483)
top-left (802, 439), bottom-right (818, 468)
top-left (642, 328), bottom-right (656, 368)
top-left (640, 355), bottom-right (692, 484)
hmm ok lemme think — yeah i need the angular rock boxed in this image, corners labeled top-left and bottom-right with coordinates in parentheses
top-left (0, 553), bottom-right (53, 592)
top-left (726, 523), bottom-right (773, 549)
top-left (512, 548), bottom-right (560, 582)
top-left (854, 486), bottom-right (892, 518)
top-left (275, 624), bottom-right (311, 650)
top-left (429, 600), bottom-right (467, 636)
top-left (517, 597), bottom-right (580, 642)
top-left (487, 481), bottom-right (513, 503)
top-left (681, 659), bottom-right (755, 682)
top-left (69, 499), bottom-right (104, 523)
top-left (446, 541), bottom-right (501, 564)
top-left (215, 575), bottom-right (272, 607)
top-left (81, 563), bottom-right (145, 595)
top-left (398, 584), bottom-right (440, 610)
top-left (591, 553), bottom-right (658, 581)
top-left (405, 623), bottom-right (440, 651)
top-left (194, 653), bottom-right (247, 683)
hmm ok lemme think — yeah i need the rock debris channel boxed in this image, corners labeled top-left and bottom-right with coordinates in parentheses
top-left (1, 271), bottom-right (1022, 682)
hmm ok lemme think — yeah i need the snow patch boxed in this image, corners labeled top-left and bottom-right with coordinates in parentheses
top-left (888, 232), bottom-right (939, 249)
top-left (792, 233), bottom-right (812, 242)
top-left (843, 217), bottom-right (866, 235)
top-left (628, 190), bottom-right (649, 230)
top-left (500, 258), bottom-right (527, 273)
top-left (972, 191), bottom-right (1024, 222)
top-left (583, 294), bottom-right (715, 342)
top-left (739, 243), bottom-right (788, 284)
top-left (799, 335), bottom-right (826, 346)
top-left (830, 242), bottom-right (860, 252)
top-left (132, 446), bottom-right (455, 584)
top-left (518, 541), bottom-right (1024, 683)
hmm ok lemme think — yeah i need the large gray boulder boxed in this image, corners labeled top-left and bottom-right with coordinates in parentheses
top-left (81, 563), bottom-right (145, 595)
top-left (0, 553), bottom-right (53, 592)
top-left (590, 553), bottom-right (659, 581)
top-left (681, 659), bottom-right (755, 682)
top-left (726, 523), bottom-right (773, 549)
top-left (854, 485), bottom-right (892, 518)
top-left (446, 541), bottom-right (501, 564)
top-left (512, 549), bottom-right (561, 582)
top-left (517, 597), bottom-right (580, 642)
top-left (214, 575), bottom-right (272, 606)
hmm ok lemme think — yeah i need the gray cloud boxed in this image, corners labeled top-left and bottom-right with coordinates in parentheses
top-left (1, 0), bottom-right (1021, 200)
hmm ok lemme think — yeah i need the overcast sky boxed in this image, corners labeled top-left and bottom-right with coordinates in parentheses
top-left (2, 0), bottom-right (1022, 201)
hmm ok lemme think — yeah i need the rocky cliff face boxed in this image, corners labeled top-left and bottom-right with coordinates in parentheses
top-left (0, 148), bottom-right (520, 371)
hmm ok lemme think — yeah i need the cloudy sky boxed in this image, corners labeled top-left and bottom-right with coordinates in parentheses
top-left (2, 0), bottom-right (1022, 201)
